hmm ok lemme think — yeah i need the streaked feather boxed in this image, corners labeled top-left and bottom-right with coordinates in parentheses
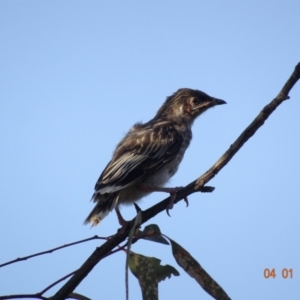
top-left (93, 121), bottom-right (183, 199)
top-left (84, 193), bottom-right (119, 225)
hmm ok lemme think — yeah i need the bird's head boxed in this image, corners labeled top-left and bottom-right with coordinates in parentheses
top-left (156, 88), bottom-right (226, 124)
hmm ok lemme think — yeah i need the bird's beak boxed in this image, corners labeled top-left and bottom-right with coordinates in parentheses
top-left (211, 98), bottom-right (227, 106)
top-left (190, 96), bottom-right (227, 112)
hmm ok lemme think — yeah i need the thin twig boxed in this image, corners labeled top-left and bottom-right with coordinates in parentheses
top-left (0, 236), bottom-right (106, 268)
top-left (40, 244), bottom-right (128, 297)
top-left (0, 294), bottom-right (48, 300)
top-left (39, 270), bottom-right (77, 296)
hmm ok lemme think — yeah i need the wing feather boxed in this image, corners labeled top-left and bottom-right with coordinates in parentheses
top-left (94, 122), bottom-right (183, 195)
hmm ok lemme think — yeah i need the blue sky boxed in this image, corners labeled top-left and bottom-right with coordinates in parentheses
top-left (1, 1), bottom-right (300, 299)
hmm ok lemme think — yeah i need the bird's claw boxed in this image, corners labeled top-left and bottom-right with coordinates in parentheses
top-left (133, 202), bottom-right (142, 213)
top-left (166, 190), bottom-right (189, 216)
top-left (184, 196), bottom-right (189, 207)
top-left (166, 208), bottom-right (171, 217)
top-left (166, 201), bottom-right (174, 217)
top-left (166, 190), bottom-right (178, 217)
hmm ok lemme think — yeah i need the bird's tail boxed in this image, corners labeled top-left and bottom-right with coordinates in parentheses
top-left (84, 193), bottom-right (119, 227)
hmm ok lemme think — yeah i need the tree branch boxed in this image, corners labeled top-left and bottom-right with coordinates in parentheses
top-left (52, 62), bottom-right (300, 300)
top-left (0, 236), bottom-right (107, 269)
top-left (0, 294), bottom-right (48, 300)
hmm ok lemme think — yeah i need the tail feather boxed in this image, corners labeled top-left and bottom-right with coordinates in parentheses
top-left (84, 193), bottom-right (119, 226)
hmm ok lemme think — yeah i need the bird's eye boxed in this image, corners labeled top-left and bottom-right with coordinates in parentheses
top-left (191, 97), bottom-right (201, 105)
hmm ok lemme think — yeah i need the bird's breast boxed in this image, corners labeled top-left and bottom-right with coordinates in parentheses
top-left (144, 136), bottom-right (190, 186)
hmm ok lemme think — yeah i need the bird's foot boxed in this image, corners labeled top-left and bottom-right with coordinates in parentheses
top-left (116, 204), bottom-right (143, 235)
top-left (165, 187), bottom-right (189, 216)
top-left (139, 184), bottom-right (188, 216)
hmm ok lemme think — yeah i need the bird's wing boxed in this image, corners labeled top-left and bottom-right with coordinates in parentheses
top-left (94, 123), bottom-right (183, 195)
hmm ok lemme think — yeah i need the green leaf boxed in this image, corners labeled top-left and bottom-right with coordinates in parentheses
top-left (136, 224), bottom-right (169, 245)
top-left (169, 239), bottom-right (231, 300)
top-left (155, 263), bottom-right (180, 282)
top-left (129, 252), bottom-right (179, 300)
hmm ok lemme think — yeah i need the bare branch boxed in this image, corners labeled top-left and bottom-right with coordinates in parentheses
top-left (40, 270), bottom-right (77, 296)
top-left (194, 62), bottom-right (300, 189)
top-left (52, 63), bottom-right (300, 300)
top-left (0, 236), bottom-right (107, 269)
top-left (0, 294), bottom-right (48, 300)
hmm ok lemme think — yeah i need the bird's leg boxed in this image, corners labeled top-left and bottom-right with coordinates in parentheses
top-left (115, 206), bottom-right (127, 225)
top-left (115, 206), bottom-right (130, 234)
top-left (115, 205), bottom-right (142, 235)
top-left (139, 184), bottom-right (189, 216)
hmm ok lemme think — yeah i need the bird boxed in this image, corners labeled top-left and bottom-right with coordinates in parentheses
top-left (84, 88), bottom-right (226, 226)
